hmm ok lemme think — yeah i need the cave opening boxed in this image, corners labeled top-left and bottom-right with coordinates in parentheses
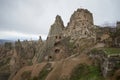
top-left (55, 49), bottom-right (60, 53)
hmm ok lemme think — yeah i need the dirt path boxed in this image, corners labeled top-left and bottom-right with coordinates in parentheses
top-left (45, 61), bottom-right (64, 80)
top-left (12, 66), bottom-right (33, 80)
top-left (12, 62), bottom-right (47, 80)
top-left (12, 53), bottom-right (92, 80)
top-left (31, 62), bottom-right (47, 77)
top-left (45, 53), bottom-right (92, 80)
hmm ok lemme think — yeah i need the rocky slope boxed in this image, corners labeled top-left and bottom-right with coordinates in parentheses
top-left (8, 8), bottom-right (97, 80)
top-left (1, 8), bottom-right (118, 80)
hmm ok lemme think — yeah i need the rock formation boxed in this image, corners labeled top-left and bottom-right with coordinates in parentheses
top-left (9, 40), bottom-right (38, 80)
top-left (36, 15), bottom-right (67, 62)
top-left (65, 9), bottom-right (96, 41)
top-left (3, 8), bottom-right (119, 80)
top-left (35, 8), bottom-right (96, 63)
top-left (0, 42), bottom-right (13, 80)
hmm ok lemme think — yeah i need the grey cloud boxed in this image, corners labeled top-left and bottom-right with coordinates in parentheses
top-left (0, 0), bottom-right (120, 37)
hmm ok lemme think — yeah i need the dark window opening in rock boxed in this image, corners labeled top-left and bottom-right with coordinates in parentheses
top-left (54, 43), bottom-right (57, 46)
top-left (85, 31), bottom-right (87, 35)
top-left (22, 62), bottom-right (25, 65)
top-left (59, 36), bottom-right (61, 39)
top-left (55, 36), bottom-right (57, 39)
top-left (54, 41), bottom-right (60, 46)
top-left (82, 23), bottom-right (84, 26)
top-left (49, 56), bottom-right (52, 59)
top-left (48, 56), bottom-right (53, 61)
top-left (47, 37), bottom-right (48, 40)
top-left (97, 37), bottom-right (101, 41)
top-left (55, 49), bottom-right (60, 53)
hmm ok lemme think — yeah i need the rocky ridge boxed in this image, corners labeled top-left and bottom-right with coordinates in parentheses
top-left (1, 8), bottom-right (118, 80)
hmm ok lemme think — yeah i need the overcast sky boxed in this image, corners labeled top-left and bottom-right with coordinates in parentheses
top-left (0, 0), bottom-right (120, 40)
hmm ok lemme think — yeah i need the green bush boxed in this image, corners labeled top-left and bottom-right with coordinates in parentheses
top-left (70, 64), bottom-right (105, 80)
top-left (104, 48), bottom-right (120, 55)
top-left (29, 64), bottom-right (52, 80)
top-left (38, 67), bottom-right (51, 80)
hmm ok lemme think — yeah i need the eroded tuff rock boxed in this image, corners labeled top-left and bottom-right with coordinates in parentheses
top-left (0, 43), bottom-right (13, 73)
top-left (8, 8), bottom-right (97, 80)
top-left (0, 42), bottom-right (13, 80)
top-left (35, 8), bottom-right (96, 64)
top-left (47, 15), bottom-right (65, 48)
top-left (48, 15), bottom-right (64, 37)
top-left (65, 8), bottom-right (96, 41)
top-left (37, 15), bottom-right (66, 62)
top-left (9, 40), bottom-right (39, 80)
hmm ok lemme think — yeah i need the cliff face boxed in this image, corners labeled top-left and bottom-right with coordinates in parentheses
top-left (1, 8), bottom-right (120, 80)
top-left (68, 9), bottom-right (93, 29)
top-left (8, 40), bottom-right (39, 80)
top-left (0, 43), bottom-right (13, 80)
top-left (65, 9), bottom-right (96, 41)
top-left (48, 15), bottom-right (64, 37)
top-left (64, 9), bottom-right (96, 55)
top-left (0, 42), bottom-right (13, 72)
top-left (47, 15), bottom-right (64, 49)
top-left (2, 8), bottom-right (97, 80)
top-left (36, 8), bottom-right (96, 63)
top-left (36, 15), bottom-right (66, 62)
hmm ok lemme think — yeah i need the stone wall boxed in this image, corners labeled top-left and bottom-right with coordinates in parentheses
top-left (89, 50), bottom-right (120, 77)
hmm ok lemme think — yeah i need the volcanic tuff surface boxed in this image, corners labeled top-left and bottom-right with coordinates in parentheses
top-left (2, 8), bottom-right (119, 80)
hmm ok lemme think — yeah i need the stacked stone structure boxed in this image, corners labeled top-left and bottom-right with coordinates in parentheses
top-left (89, 49), bottom-right (120, 77)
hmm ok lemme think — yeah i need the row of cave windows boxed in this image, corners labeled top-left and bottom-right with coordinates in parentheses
top-left (20, 49), bottom-right (60, 64)
top-left (46, 49), bottom-right (60, 61)
top-left (47, 36), bottom-right (62, 40)
top-left (55, 36), bottom-right (61, 39)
